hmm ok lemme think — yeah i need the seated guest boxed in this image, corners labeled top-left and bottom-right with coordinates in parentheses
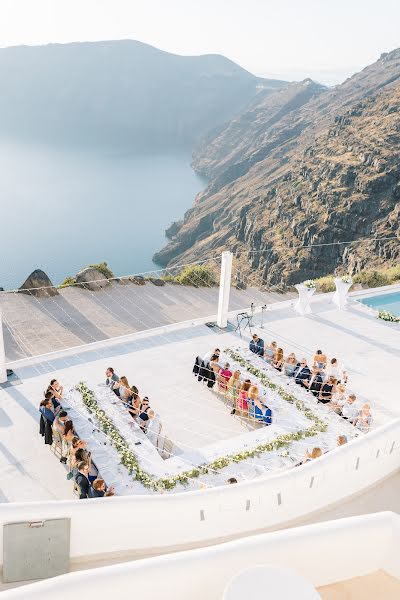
top-left (105, 367), bottom-right (120, 396)
top-left (39, 398), bottom-right (56, 424)
top-left (88, 479), bottom-right (115, 498)
top-left (69, 437), bottom-right (86, 471)
top-left (218, 362), bottom-right (233, 391)
top-left (138, 397), bottom-right (151, 431)
top-left (294, 359), bottom-right (311, 389)
top-left (53, 410), bottom-right (69, 463)
top-left (272, 347), bottom-right (284, 372)
top-left (313, 350), bottom-right (327, 370)
top-left (309, 370), bottom-right (324, 397)
top-left (74, 448), bottom-right (97, 482)
top-left (305, 447), bottom-right (322, 462)
top-left (341, 394), bottom-right (359, 423)
top-left (146, 409), bottom-right (163, 448)
top-left (47, 379), bottom-right (63, 411)
top-left (249, 386), bottom-right (272, 426)
top-left (127, 385), bottom-right (141, 419)
top-left (44, 389), bottom-right (61, 415)
top-left (39, 399), bottom-right (55, 445)
top-left (202, 347), bottom-right (221, 363)
top-left (210, 354), bottom-right (221, 374)
top-left (354, 404), bottom-right (372, 433)
top-left (326, 358), bottom-right (348, 384)
top-left (75, 461), bottom-right (91, 499)
top-left (264, 341), bottom-right (277, 364)
top-left (234, 379), bottom-right (251, 414)
top-left (284, 352), bottom-right (297, 377)
top-left (54, 410), bottom-right (68, 435)
top-left (318, 376), bottom-right (336, 404)
top-left (330, 383), bottom-right (347, 414)
top-left (249, 334), bottom-right (264, 356)
top-left (297, 447), bottom-right (322, 466)
top-left (63, 420), bottom-right (75, 442)
top-left (227, 370), bottom-right (241, 408)
top-left (115, 376), bottom-right (133, 404)
top-left (337, 435), bottom-right (347, 446)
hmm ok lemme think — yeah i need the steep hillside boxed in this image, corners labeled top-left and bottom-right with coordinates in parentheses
top-left (0, 40), bottom-right (286, 150)
top-left (154, 50), bottom-right (400, 284)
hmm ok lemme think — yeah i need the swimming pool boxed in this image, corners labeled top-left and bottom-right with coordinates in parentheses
top-left (358, 291), bottom-right (400, 317)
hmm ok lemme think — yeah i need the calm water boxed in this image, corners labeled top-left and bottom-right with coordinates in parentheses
top-left (359, 291), bottom-right (400, 316)
top-left (0, 141), bottom-right (206, 290)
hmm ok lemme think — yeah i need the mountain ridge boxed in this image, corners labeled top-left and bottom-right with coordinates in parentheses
top-left (0, 39), bottom-right (287, 151)
top-left (154, 49), bottom-right (400, 284)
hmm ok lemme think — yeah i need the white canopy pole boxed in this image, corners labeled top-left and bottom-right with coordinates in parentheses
top-left (217, 251), bottom-right (233, 328)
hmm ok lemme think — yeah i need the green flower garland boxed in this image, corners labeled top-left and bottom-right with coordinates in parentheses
top-left (76, 351), bottom-right (327, 491)
top-left (378, 310), bottom-right (400, 323)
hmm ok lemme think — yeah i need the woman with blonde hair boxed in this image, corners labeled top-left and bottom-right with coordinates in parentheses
top-left (227, 370), bottom-right (241, 408)
top-left (248, 384), bottom-right (258, 421)
top-left (330, 383), bottom-right (346, 413)
top-left (354, 404), bottom-right (372, 433)
top-left (305, 447), bottom-right (322, 461)
top-left (248, 385), bottom-right (272, 426)
top-left (116, 376), bottom-right (132, 404)
top-left (235, 379), bottom-right (251, 414)
top-left (272, 348), bottom-right (284, 372)
top-left (284, 352), bottom-right (297, 377)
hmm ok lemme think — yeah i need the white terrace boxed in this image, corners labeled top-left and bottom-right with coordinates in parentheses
top-left (0, 254), bottom-right (400, 597)
top-left (0, 271), bottom-right (399, 504)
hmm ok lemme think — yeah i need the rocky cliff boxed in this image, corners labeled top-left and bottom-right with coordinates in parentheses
top-left (154, 50), bottom-right (400, 285)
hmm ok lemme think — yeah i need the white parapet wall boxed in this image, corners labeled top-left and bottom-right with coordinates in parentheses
top-left (0, 419), bottom-right (399, 566)
top-left (3, 511), bottom-right (400, 600)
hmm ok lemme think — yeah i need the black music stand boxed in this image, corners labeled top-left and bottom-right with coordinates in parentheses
top-left (235, 312), bottom-right (253, 337)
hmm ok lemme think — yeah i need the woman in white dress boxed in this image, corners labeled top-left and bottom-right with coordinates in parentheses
top-left (146, 409), bottom-right (163, 450)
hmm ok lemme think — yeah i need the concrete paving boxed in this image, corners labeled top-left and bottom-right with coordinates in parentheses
top-left (0, 282), bottom-right (294, 361)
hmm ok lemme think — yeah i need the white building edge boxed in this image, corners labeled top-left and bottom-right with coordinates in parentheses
top-left (0, 253), bottom-right (400, 598)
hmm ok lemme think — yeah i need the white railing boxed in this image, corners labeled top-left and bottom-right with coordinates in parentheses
top-left (0, 419), bottom-right (399, 566)
top-left (2, 511), bottom-right (400, 599)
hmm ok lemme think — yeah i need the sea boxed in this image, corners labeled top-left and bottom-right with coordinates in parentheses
top-left (0, 140), bottom-right (206, 290)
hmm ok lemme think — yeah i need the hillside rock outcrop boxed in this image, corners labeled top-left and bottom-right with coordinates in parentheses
top-left (76, 267), bottom-right (111, 291)
top-left (19, 270), bottom-right (59, 297)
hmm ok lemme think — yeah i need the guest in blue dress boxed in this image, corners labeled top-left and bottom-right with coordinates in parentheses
top-left (249, 385), bottom-right (273, 426)
top-left (255, 403), bottom-right (272, 425)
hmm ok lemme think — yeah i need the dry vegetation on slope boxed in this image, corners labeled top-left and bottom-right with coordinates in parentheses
top-left (154, 50), bottom-right (400, 286)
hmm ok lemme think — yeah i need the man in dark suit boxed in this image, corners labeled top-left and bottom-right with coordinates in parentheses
top-left (309, 369), bottom-right (324, 397)
top-left (105, 367), bottom-right (120, 397)
top-left (89, 479), bottom-right (115, 498)
top-left (294, 359), bottom-right (312, 389)
top-left (75, 461), bottom-right (91, 499)
top-left (249, 334), bottom-right (264, 356)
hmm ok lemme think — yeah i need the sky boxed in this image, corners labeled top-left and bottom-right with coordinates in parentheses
top-left (0, 0), bottom-right (399, 85)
